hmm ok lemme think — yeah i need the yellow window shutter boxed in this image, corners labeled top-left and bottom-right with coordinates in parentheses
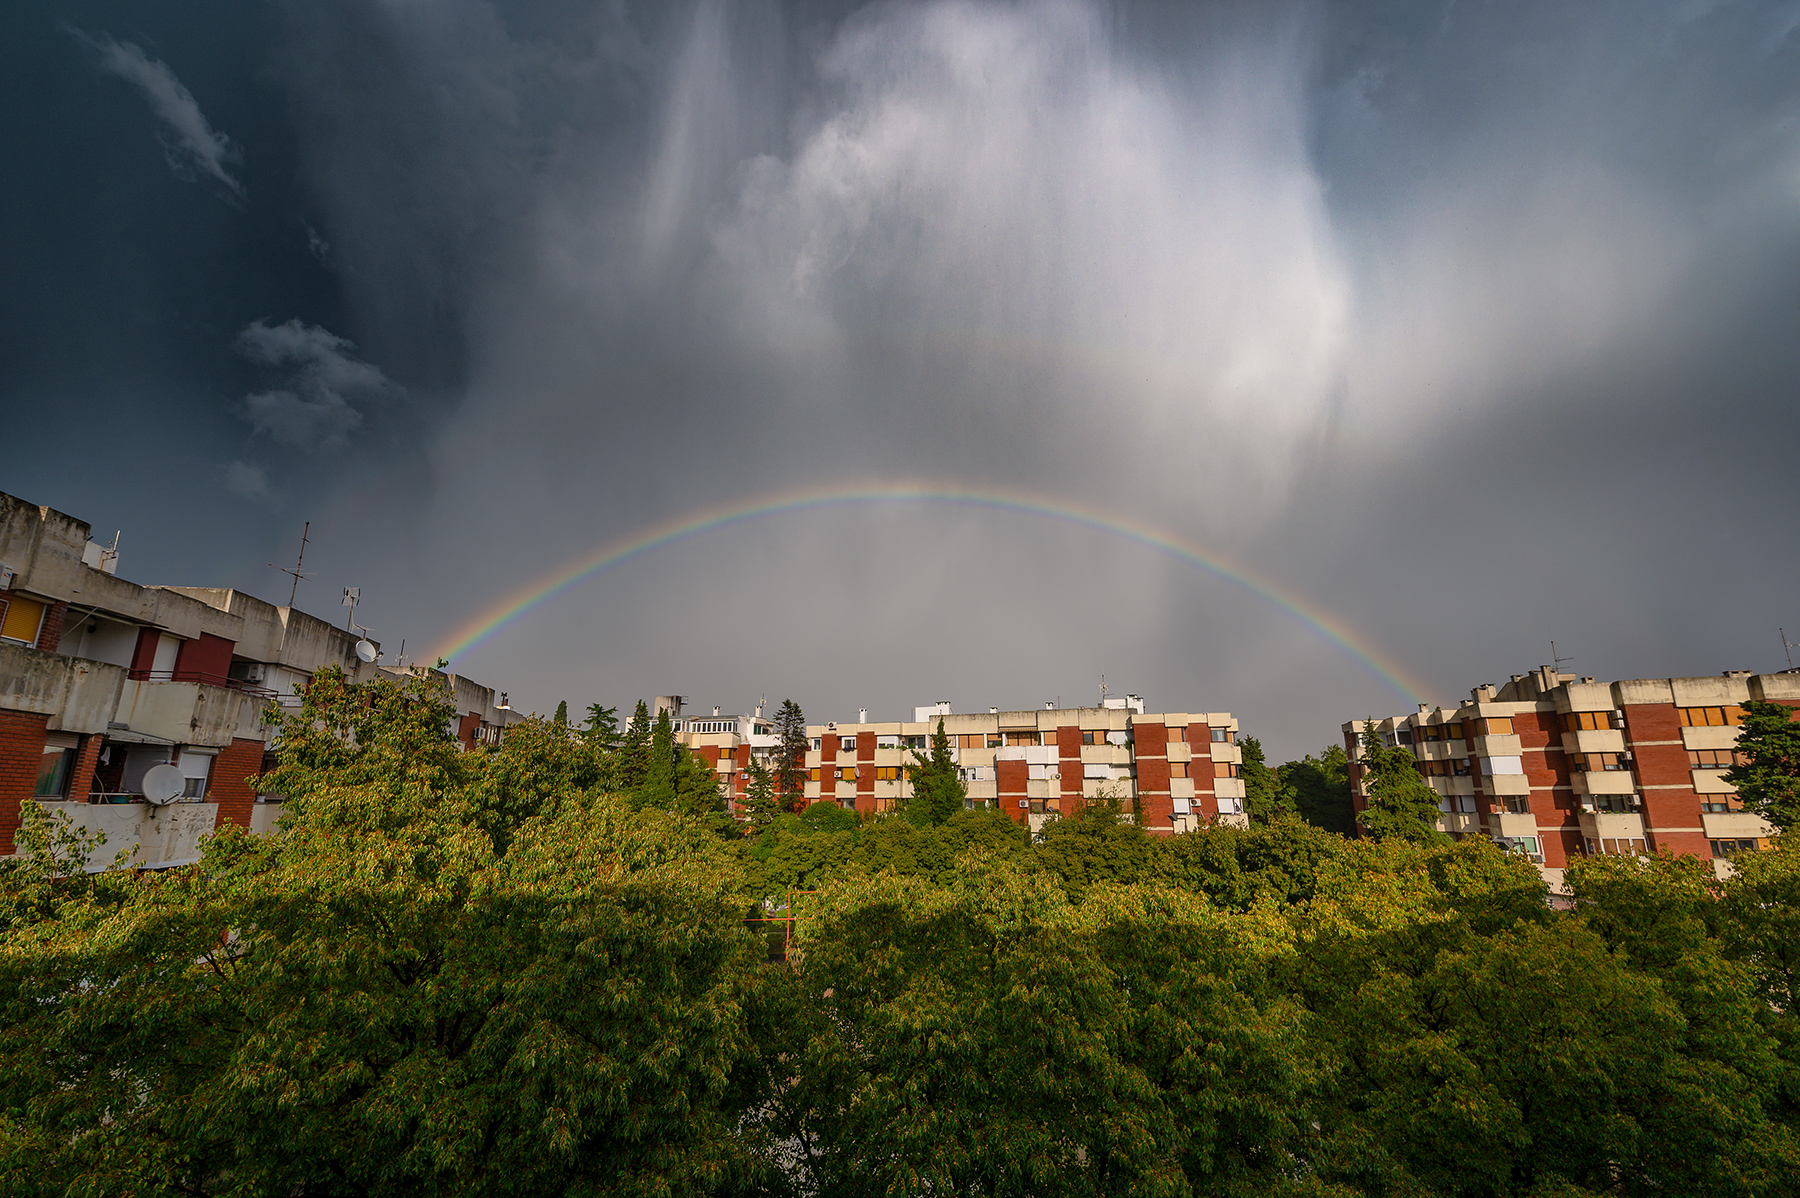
top-left (1, 596), bottom-right (46, 643)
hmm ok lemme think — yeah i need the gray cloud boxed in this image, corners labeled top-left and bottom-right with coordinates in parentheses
top-left (80, 31), bottom-right (245, 197)
top-left (222, 460), bottom-right (273, 501)
top-left (236, 319), bottom-right (395, 449)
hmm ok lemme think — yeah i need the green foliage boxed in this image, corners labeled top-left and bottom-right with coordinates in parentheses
top-left (1357, 720), bottom-right (1447, 844)
top-left (638, 706), bottom-right (678, 810)
top-left (1240, 734), bottom-right (1295, 822)
top-left (741, 753), bottom-right (778, 832)
top-left (902, 716), bottom-right (966, 826)
top-left (616, 698), bottom-right (652, 794)
top-left (583, 702), bottom-right (620, 750)
top-left (9, 672), bottom-right (1799, 1197)
top-left (553, 698), bottom-right (568, 725)
top-left (773, 699), bottom-right (808, 812)
top-left (1727, 700), bottom-right (1800, 832)
top-left (1281, 743), bottom-right (1356, 835)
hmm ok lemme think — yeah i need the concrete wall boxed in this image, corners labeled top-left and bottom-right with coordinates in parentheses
top-left (34, 800), bottom-right (219, 871)
top-left (0, 640), bottom-right (127, 733)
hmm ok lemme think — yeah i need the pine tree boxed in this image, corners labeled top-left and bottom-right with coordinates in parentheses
top-left (742, 754), bottom-right (778, 832)
top-left (1239, 735), bottom-right (1296, 823)
top-left (1724, 700), bottom-right (1800, 832)
top-left (903, 717), bottom-right (966, 827)
top-left (638, 707), bottom-right (677, 810)
top-left (675, 746), bottom-right (727, 831)
top-left (553, 700), bottom-right (568, 726)
top-left (616, 700), bottom-right (652, 795)
top-left (774, 699), bottom-right (809, 813)
top-left (1356, 721), bottom-right (1446, 843)
top-left (583, 704), bottom-right (620, 751)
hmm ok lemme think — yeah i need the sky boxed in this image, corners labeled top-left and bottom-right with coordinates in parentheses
top-left (5, 0), bottom-right (1799, 760)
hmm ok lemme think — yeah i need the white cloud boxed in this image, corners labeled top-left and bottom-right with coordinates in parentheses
top-left (223, 460), bottom-right (272, 500)
top-left (236, 319), bottom-right (395, 449)
top-left (80, 31), bottom-right (245, 197)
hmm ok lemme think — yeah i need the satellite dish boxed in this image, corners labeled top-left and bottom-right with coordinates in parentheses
top-left (355, 639), bottom-right (378, 663)
top-left (142, 764), bottom-right (184, 806)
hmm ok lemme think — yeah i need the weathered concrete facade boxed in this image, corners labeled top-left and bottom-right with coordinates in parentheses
top-left (0, 490), bottom-right (515, 867)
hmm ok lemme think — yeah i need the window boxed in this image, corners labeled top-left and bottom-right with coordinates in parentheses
top-left (1679, 706), bottom-right (1745, 727)
top-left (903, 735), bottom-right (926, 750)
top-left (719, 746), bottom-right (736, 760)
top-left (1702, 799), bottom-right (1733, 813)
top-left (1710, 839), bottom-right (1759, 859)
top-left (1688, 748), bottom-right (1744, 770)
top-left (1169, 761), bottom-right (1188, 778)
top-left (875, 735), bottom-right (899, 749)
top-left (1563, 710), bottom-right (1620, 731)
top-left (1214, 761), bottom-right (1240, 779)
top-left (1570, 752), bottom-right (1632, 772)
top-left (807, 768), bottom-right (819, 782)
top-left (840, 741), bottom-right (858, 756)
top-left (1588, 837), bottom-right (1648, 857)
top-left (1210, 727), bottom-right (1233, 743)
top-left (1471, 717), bottom-right (1513, 736)
top-left (1590, 795), bottom-right (1636, 813)
top-left (1503, 797), bottom-right (1532, 814)
top-left (1, 595), bottom-right (47, 645)
top-left (1444, 723), bottom-right (1464, 740)
top-left (1420, 725), bottom-right (1443, 742)
top-left (1005, 731), bottom-right (1040, 746)
top-left (34, 747), bottom-right (73, 798)
top-left (840, 766), bottom-right (857, 782)
top-left (1082, 731), bottom-right (1099, 745)
top-left (1396, 728), bottom-right (1414, 744)
top-left (1168, 726), bottom-right (1186, 743)
top-left (875, 766), bottom-right (902, 781)
top-left (1452, 758), bottom-right (1471, 776)
top-left (810, 738), bottom-right (821, 751)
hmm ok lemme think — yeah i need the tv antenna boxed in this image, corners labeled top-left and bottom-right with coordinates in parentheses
top-left (1551, 641), bottom-right (1575, 673)
top-left (271, 521), bottom-right (311, 606)
top-left (342, 585), bottom-right (361, 630)
top-left (1782, 628), bottom-right (1794, 671)
top-left (1099, 675), bottom-right (1108, 708)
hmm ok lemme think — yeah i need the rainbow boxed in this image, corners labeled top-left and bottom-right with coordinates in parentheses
top-left (433, 482), bottom-right (1430, 704)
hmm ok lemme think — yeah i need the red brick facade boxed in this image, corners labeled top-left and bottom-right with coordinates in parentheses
top-left (0, 709), bottom-right (52, 854)
top-left (209, 736), bottom-right (269, 831)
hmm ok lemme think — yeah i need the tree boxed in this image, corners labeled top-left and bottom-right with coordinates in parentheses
top-left (902, 717), bottom-right (966, 826)
top-left (553, 699), bottom-right (568, 726)
top-left (616, 699), bottom-right (652, 794)
top-left (583, 702), bottom-right (620, 751)
top-left (638, 706), bottom-right (678, 810)
top-left (773, 699), bottom-right (809, 812)
top-left (1281, 743), bottom-right (1356, 835)
top-left (1239, 734), bottom-right (1295, 823)
top-left (0, 666), bottom-right (774, 1198)
top-left (742, 753), bottom-right (779, 832)
top-left (1725, 700), bottom-right (1800, 832)
top-left (1356, 721), bottom-right (1446, 844)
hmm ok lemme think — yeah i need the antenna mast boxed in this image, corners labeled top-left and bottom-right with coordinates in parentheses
top-left (271, 521), bottom-right (312, 607)
top-left (1783, 628), bottom-right (1794, 671)
top-left (1551, 641), bottom-right (1574, 673)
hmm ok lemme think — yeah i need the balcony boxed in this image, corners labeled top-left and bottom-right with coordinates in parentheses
top-left (1482, 771), bottom-right (1531, 797)
top-left (33, 800), bottom-right (218, 870)
top-left (1467, 733), bottom-right (1522, 757)
top-left (1572, 769), bottom-right (1636, 796)
top-left (1681, 725), bottom-right (1742, 752)
top-left (112, 677), bottom-right (247, 747)
top-left (1701, 810), bottom-right (1770, 840)
top-left (1579, 810), bottom-right (1647, 845)
top-left (1563, 728), bottom-right (1626, 755)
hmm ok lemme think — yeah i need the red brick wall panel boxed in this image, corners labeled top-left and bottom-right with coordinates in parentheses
top-left (997, 757), bottom-right (1029, 821)
top-left (66, 733), bottom-right (103, 804)
top-left (35, 601), bottom-right (67, 652)
top-left (456, 713), bottom-right (481, 752)
top-left (210, 736), bottom-right (267, 831)
top-left (0, 710), bottom-right (52, 855)
top-left (857, 732), bottom-right (876, 811)
top-left (1056, 724), bottom-right (1082, 814)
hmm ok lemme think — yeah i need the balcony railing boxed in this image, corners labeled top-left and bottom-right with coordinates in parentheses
top-left (124, 668), bottom-right (278, 700)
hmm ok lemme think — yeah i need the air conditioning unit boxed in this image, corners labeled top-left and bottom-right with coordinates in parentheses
top-left (1018, 799), bottom-right (1029, 808)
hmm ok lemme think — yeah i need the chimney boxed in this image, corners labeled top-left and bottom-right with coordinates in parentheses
top-left (858, 708), bottom-right (867, 723)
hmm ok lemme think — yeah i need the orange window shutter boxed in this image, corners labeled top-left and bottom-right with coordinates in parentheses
top-left (1, 596), bottom-right (46, 643)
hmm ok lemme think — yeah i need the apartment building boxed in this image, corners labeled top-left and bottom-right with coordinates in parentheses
top-left (675, 695), bottom-right (1243, 834)
top-left (1344, 665), bottom-right (1800, 888)
top-left (0, 491), bottom-right (513, 869)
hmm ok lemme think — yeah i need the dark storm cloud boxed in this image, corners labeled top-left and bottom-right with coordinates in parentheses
top-left (236, 318), bottom-right (396, 450)
top-left (74, 29), bottom-right (245, 197)
top-left (5, 0), bottom-right (1799, 756)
